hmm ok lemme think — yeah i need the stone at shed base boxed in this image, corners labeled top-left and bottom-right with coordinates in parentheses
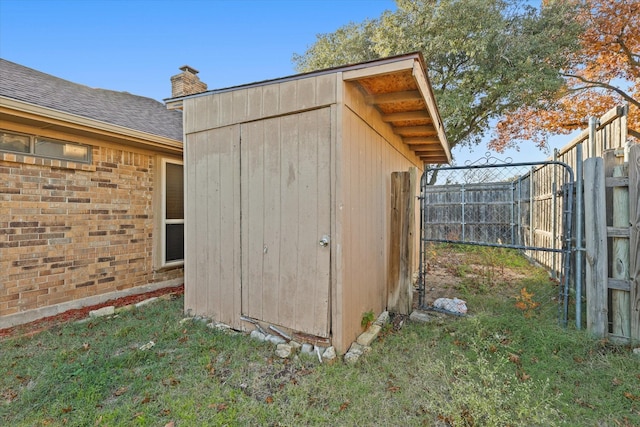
top-left (267, 334), bottom-right (286, 345)
top-left (250, 330), bottom-right (266, 342)
top-left (301, 343), bottom-right (315, 356)
top-left (322, 346), bottom-right (336, 361)
top-left (633, 347), bottom-right (640, 357)
top-left (275, 344), bottom-right (293, 358)
top-left (409, 310), bottom-right (431, 323)
top-left (344, 351), bottom-right (360, 364)
top-left (375, 311), bottom-right (390, 326)
top-left (89, 306), bottom-right (115, 318)
top-left (357, 324), bottom-right (381, 346)
top-left (343, 342), bottom-right (370, 364)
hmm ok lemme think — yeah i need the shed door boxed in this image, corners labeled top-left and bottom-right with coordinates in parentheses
top-left (241, 108), bottom-right (331, 338)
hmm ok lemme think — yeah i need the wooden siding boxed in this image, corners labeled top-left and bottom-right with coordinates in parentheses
top-left (334, 84), bottom-right (423, 349)
top-left (184, 74), bottom-right (337, 135)
top-left (183, 125), bottom-right (242, 329)
top-left (241, 109), bottom-right (332, 337)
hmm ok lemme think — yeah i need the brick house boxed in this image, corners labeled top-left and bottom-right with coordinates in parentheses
top-left (0, 59), bottom-right (205, 328)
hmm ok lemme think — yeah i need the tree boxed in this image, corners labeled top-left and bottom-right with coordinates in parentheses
top-left (293, 0), bottom-right (582, 154)
top-left (490, 0), bottom-right (639, 151)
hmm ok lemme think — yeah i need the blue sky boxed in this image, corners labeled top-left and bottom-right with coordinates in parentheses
top-left (0, 0), bottom-right (574, 163)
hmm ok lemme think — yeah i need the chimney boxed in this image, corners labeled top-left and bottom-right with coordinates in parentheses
top-left (170, 65), bottom-right (207, 98)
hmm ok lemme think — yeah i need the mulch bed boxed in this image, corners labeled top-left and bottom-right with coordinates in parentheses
top-left (0, 284), bottom-right (184, 340)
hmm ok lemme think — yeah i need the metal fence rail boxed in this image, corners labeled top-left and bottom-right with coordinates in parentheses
top-left (419, 156), bottom-right (575, 326)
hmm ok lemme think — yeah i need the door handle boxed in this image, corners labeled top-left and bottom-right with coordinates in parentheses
top-left (319, 235), bottom-right (330, 247)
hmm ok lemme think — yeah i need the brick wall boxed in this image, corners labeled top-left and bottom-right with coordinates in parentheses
top-left (0, 145), bottom-right (183, 318)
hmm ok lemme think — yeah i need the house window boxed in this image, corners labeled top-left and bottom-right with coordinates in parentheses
top-left (161, 158), bottom-right (184, 266)
top-left (0, 130), bottom-right (91, 163)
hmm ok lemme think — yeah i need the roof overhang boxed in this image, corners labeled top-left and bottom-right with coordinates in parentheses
top-left (342, 53), bottom-right (451, 164)
top-left (0, 96), bottom-right (183, 155)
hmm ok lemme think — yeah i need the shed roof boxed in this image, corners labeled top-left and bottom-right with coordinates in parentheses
top-left (0, 58), bottom-right (183, 142)
top-left (168, 53), bottom-right (450, 164)
top-left (340, 53), bottom-right (451, 164)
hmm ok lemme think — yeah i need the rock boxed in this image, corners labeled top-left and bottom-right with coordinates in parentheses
top-left (374, 311), bottom-right (390, 326)
top-left (275, 344), bottom-right (293, 358)
top-left (89, 306), bottom-right (115, 318)
top-left (139, 341), bottom-right (155, 351)
top-left (357, 324), bottom-right (381, 346)
top-left (115, 304), bottom-right (135, 314)
top-left (348, 342), bottom-right (367, 355)
top-left (179, 317), bottom-right (192, 325)
top-left (267, 335), bottom-right (286, 345)
top-left (322, 346), bottom-right (336, 361)
top-left (208, 322), bottom-right (232, 332)
top-left (289, 340), bottom-right (302, 351)
top-left (301, 343), bottom-right (315, 356)
top-left (135, 297), bottom-right (158, 308)
top-left (409, 310), bottom-right (431, 323)
top-left (344, 351), bottom-right (360, 364)
top-left (250, 330), bottom-right (266, 341)
top-left (633, 347), bottom-right (640, 356)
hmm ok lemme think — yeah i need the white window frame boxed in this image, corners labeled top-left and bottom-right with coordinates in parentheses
top-left (159, 157), bottom-right (184, 268)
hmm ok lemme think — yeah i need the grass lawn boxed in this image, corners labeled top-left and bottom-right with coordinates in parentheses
top-left (1, 247), bottom-right (639, 426)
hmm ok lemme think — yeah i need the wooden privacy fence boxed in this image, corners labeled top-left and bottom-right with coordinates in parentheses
top-left (584, 144), bottom-right (639, 343)
top-left (524, 105), bottom-right (630, 277)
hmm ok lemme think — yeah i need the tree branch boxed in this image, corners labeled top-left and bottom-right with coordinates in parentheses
top-left (561, 73), bottom-right (640, 109)
top-left (617, 35), bottom-right (640, 70)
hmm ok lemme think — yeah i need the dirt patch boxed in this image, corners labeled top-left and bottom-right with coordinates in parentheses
top-left (0, 285), bottom-right (184, 340)
top-left (418, 245), bottom-right (541, 308)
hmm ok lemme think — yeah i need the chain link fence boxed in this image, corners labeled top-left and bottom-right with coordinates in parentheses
top-left (419, 155), bottom-right (575, 326)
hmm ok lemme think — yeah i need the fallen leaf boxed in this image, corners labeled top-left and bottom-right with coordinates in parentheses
top-left (575, 398), bottom-right (595, 409)
top-left (612, 377), bottom-right (622, 386)
top-left (624, 392), bottom-right (640, 401)
top-left (387, 385), bottom-right (401, 393)
top-left (61, 406), bottom-right (73, 413)
top-left (162, 377), bottom-right (180, 387)
top-left (82, 343), bottom-right (90, 351)
top-left (265, 396), bottom-right (274, 404)
top-left (488, 345), bottom-right (497, 353)
top-left (215, 403), bottom-right (228, 412)
top-left (573, 356), bottom-right (584, 364)
top-left (508, 353), bottom-right (521, 365)
top-left (161, 409), bottom-right (171, 416)
top-left (140, 396), bottom-right (151, 404)
top-left (339, 400), bottom-right (350, 411)
top-left (518, 370), bottom-right (531, 382)
top-left (164, 422), bottom-right (175, 427)
top-left (113, 386), bottom-right (127, 396)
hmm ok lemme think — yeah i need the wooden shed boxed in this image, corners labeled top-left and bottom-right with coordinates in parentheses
top-left (178, 53), bottom-right (450, 352)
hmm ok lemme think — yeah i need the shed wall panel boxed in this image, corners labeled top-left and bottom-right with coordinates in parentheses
top-left (336, 106), bottom-right (423, 349)
top-left (184, 125), bottom-right (241, 328)
top-left (184, 75), bottom-right (337, 135)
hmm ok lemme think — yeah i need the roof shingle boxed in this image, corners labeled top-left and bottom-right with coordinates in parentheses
top-left (0, 58), bottom-right (182, 142)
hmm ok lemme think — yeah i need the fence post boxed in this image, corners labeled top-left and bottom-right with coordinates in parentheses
top-left (584, 157), bottom-right (608, 337)
top-left (388, 171), bottom-right (414, 315)
top-left (629, 144), bottom-right (640, 343)
top-left (575, 143), bottom-right (584, 329)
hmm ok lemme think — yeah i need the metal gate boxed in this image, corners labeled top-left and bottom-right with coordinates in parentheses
top-left (418, 154), bottom-right (575, 326)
